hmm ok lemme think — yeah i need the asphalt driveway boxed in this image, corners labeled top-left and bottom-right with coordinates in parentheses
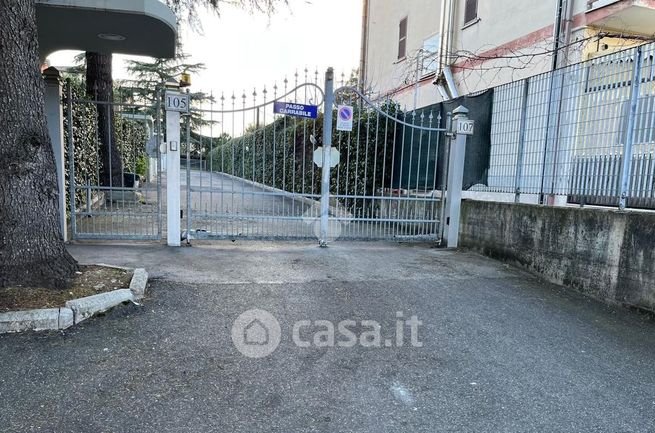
top-left (1, 241), bottom-right (654, 432)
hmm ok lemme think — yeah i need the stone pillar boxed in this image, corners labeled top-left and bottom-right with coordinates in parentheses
top-left (43, 67), bottom-right (67, 241)
top-left (444, 106), bottom-right (470, 249)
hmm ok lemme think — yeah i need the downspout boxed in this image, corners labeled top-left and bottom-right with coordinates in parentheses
top-left (436, 0), bottom-right (458, 99)
top-left (359, 0), bottom-right (369, 94)
top-left (438, 0), bottom-right (449, 73)
top-left (550, 0), bottom-right (565, 70)
top-left (539, 0), bottom-right (569, 204)
top-left (559, 0), bottom-right (574, 68)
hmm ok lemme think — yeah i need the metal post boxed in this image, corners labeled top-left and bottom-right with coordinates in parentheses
top-left (66, 79), bottom-right (77, 240)
top-left (438, 112), bottom-right (452, 245)
top-left (514, 78), bottom-right (530, 203)
top-left (443, 106), bottom-right (469, 249)
top-left (156, 87), bottom-right (163, 239)
top-left (619, 46), bottom-right (643, 211)
top-left (185, 90), bottom-right (192, 243)
top-left (320, 67), bottom-right (334, 247)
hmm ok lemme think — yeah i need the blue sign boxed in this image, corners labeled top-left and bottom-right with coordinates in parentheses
top-left (273, 101), bottom-right (318, 119)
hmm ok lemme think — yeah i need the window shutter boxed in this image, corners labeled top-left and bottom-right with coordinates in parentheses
top-left (398, 17), bottom-right (408, 59)
top-left (464, 0), bottom-right (478, 24)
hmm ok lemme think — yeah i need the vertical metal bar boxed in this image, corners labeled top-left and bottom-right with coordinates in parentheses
top-left (619, 46), bottom-right (644, 210)
top-left (156, 87), bottom-right (163, 239)
top-left (320, 68), bottom-right (334, 247)
top-left (186, 94), bottom-right (192, 242)
top-left (514, 78), bottom-right (530, 203)
top-left (439, 112), bottom-right (452, 244)
top-left (66, 80), bottom-right (77, 240)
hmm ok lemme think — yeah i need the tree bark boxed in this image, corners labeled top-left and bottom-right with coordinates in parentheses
top-left (0, 0), bottom-right (78, 289)
top-left (85, 52), bottom-right (123, 187)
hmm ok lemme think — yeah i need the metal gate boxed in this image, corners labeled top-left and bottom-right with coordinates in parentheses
top-left (65, 82), bottom-right (163, 240)
top-left (184, 69), bottom-right (449, 243)
top-left (325, 80), bottom-right (447, 242)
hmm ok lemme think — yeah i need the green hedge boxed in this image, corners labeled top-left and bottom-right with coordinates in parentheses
top-left (208, 103), bottom-right (401, 207)
top-left (62, 80), bottom-right (148, 210)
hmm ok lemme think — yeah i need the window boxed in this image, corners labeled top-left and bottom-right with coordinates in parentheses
top-left (464, 0), bottom-right (478, 25)
top-left (421, 34), bottom-right (440, 77)
top-left (398, 17), bottom-right (408, 60)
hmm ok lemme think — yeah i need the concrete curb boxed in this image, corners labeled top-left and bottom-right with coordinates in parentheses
top-left (66, 289), bottom-right (136, 324)
top-left (0, 265), bottom-right (148, 333)
top-left (129, 268), bottom-right (148, 300)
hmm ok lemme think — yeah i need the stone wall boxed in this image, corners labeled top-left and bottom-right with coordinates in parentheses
top-left (459, 200), bottom-right (655, 312)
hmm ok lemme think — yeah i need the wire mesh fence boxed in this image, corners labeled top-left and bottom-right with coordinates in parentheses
top-left (474, 42), bottom-right (655, 209)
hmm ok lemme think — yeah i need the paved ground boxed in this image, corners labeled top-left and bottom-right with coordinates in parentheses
top-left (1, 241), bottom-right (655, 432)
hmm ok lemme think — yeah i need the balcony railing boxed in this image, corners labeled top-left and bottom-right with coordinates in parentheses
top-left (587, 0), bottom-right (621, 11)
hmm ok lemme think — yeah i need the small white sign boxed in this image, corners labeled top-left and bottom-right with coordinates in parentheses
top-left (165, 92), bottom-right (190, 113)
top-left (336, 105), bottom-right (354, 132)
top-left (313, 147), bottom-right (341, 168)
top-left (456, 119), bottom-right (475, 136)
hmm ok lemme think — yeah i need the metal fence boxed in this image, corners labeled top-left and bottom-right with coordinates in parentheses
top-left (65, 83), bottom-right (163, 240)
top-left (476, 42), bottom-right (655, 209)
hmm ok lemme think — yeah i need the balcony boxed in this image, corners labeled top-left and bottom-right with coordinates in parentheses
top-left (586, 0), bottom-right (655, 36)
top-left (36, 0), bottom-right (177, 60)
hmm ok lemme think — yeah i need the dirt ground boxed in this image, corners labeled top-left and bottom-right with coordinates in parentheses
top-left (0, 265), bottom-right (133, 312)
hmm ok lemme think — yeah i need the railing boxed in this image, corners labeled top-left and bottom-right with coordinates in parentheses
top-left (475, 41), bottom-right (655, 209)
top-left (587, 0), bottom-right (622, 11)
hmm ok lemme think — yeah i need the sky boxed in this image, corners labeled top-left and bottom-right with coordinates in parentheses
top-left (47, 0), bottom-right (362, 101)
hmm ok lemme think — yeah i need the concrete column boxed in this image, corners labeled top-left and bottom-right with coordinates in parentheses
top-left (166, 108), bottom-right (181, 246)
top-left (43, 67), bottom-right (67, 241)
top-left (444, 106), bottom-right (469, 249)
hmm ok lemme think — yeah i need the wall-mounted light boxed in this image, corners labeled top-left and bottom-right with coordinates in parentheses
top-left (98, 33), bottom-right (126, 41)
top-left (180, 72), bottom-right (191, 88)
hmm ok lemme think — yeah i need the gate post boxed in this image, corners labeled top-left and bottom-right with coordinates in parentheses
top-left (43, 67), bottom-right (68, 241)
top-left (166, 95), bottom-right (182, 246)
top-left (319, 67), bottom-right (334, 247)
top-left (443, 106), bottom-right (470, 248)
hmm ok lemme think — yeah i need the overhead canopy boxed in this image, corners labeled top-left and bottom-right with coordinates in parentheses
top-left (36, 0), bottom-right (177, 60)
top-left (587, 0), bottom-right (655, 36)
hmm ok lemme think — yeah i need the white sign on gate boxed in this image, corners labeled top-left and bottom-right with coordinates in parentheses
top-left (336, 105), bottom-right (354, 132)
top-left (313, 147), bottom-right (340, 168)
top-left (165, 91), bottom-right (190, 113)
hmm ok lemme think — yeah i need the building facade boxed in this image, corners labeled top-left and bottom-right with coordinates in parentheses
top-left (361, 0), bottom-right (655, 108)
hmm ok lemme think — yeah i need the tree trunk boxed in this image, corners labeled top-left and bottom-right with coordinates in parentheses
top-left (0, 0), bottom-right (78, 289)
top-left (85, 52), bottom-right (123, 187)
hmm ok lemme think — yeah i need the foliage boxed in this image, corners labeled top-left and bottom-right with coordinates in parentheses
top-left (123, 50), bottom-right (216, 135)
top-left (165, 0), bottom-right (288, 28)
top-left (208, 103), bottom-right (402, 212)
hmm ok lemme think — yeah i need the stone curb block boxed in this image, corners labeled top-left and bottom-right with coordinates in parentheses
top-left (95, 263), bottom-right (133, 271)
top-left (0, 307), bottom-right (77, 333)
top-left (58, 307), bottom-right (74, 330)
top-left (0, 266), bottom-right (148, 334)
top-left (66, 289), bottom-right (135, 324)
top-left (129, 268), bottom-right (148, 300)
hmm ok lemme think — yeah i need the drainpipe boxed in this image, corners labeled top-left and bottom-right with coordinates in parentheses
top-left (438, 0), bottom-right (449, 73)
top-left (551, 0), bottom-right (565, 69)
top-left (359, 0), bottom-right (369, 93)
top-left (436, 0), bottom-right (458, 99)
top-left (539, 0), bottom-right (573, 204)
top-left (559, 0), bottom-right (574, 67)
